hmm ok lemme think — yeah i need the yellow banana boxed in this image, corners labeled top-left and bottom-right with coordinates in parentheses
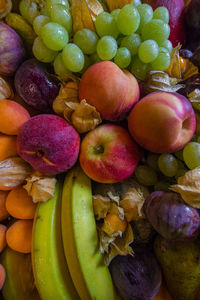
top-left (1, 247), bottom-right (40, 300)
top-left (32, 182), bottom-right (79, 300)
top-left (61, 165), bottom-right (120, 300)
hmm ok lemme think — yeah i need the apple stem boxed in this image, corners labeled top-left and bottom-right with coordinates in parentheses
top-left (93, 145), bottom-right (104, 154)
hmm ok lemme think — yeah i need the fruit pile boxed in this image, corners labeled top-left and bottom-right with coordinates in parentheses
top-left (0, 0), bottom-right (200, 300)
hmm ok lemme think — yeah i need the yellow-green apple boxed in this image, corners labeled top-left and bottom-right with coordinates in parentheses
top-left (128, 92), bottom-right (196, 153)
top-left (79, 61), bottom-right (140, 121)
top-left (17, 114), bottom-right (80, 175)
top-left (79, 124), bottom-right (140, 183)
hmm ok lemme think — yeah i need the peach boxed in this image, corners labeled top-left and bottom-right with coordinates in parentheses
top-left (128, 92), bottom-right (196, 153)
top-left (79, 61), bottom-right (140, 121)
top-left (0, 134), bottom-right (17, 161)
top-left (0, 100), bottom-right (30, 135)
top-left (79, 124), bottom-right (140, 183)
top-left (17, 114), bottom-right (80, 176)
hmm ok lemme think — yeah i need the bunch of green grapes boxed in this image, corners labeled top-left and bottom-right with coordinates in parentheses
top-left (20, 0), bottom-right (172, 78)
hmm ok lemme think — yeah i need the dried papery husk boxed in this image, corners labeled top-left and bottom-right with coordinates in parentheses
top-left (170, 167), bottom-right (200, 208)
top-left (0, 157), bottom-right (32, 188)
top-left (0, 0), bottom-right (12, 19)
top-left (93, 194), bottom-right (111, 220)
top-left (24, 172), bottom-right (57, 203)
top-left (53, 81), bottom-right (79, 116)
top-left (188, 89), bottom-right (200, 112)
top-left (86, 0), bottom-right (104, 21)
top-left (64, 99), bottom-right (102, 133)
top-left (182, 59), bottom-right (199, 80)
top-left (0, 76), bottom-right (14, 99)
top-left (71, 0), bottom-right (96, 32)
top-left (143, 71), bottom-right (184, 94)
top-left (105, 0), bottom-right (133, 11)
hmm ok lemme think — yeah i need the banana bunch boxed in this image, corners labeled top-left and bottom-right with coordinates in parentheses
top-left (1, 165), bottom-right (119, 300)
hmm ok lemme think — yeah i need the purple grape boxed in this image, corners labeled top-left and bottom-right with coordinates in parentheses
top-left (14, 59), bottom-right (60, 112)
top-left (109, 245), bottom-right (162, 300)
top-left (179, 49), bottom-right (193, 59)
top-left (143, 191), bottom-right (200, 241)
top-left (0, 23), bottom-right (25, 76)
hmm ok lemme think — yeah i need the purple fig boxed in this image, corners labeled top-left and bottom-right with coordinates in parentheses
top-left (144, 191), bottom-right (200, 241)
top-left (0, 23), bottom-right (25, 76)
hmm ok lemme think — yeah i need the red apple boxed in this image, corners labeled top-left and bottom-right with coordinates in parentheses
top-left (128, 92), bottom-right (196, 153)
top-left (17, 114), bottom-right (80, 175)
top-left (79, 61), bottom-right (140, 122)
top-left (143, 0), bottom-right (185, 47)
top-left (79, 124), bottom-right (140, 183)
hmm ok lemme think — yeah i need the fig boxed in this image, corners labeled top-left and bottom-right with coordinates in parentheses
top-left (14, 59), bottom-right (60, 112)
top-left (0, 22), bottom-right (25, 76)
top-left (109, 245), bottom-right (162, 300)
top-left (144, 191), bottom-right (200, 241)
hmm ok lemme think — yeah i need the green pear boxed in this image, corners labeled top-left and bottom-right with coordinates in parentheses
top-left (154, 235), bottom-right (200, 300)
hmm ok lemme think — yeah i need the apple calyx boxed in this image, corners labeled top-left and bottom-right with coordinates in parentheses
top-left (93, 144), bottom-right (104, 155)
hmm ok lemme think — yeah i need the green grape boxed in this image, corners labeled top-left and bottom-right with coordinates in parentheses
top-left (62, 43), bottom-right (84, 72)
top-left (19, 0), bottom-right (39, 24)
top-left (183, 142), bottom-right (200, 169)
top-left (121, 33), bottom-right (141, 55)
top-left (138, 40), bottom-right (159, 63)
top-left (73, 29), bottom-right (98, 55)
top-left (133, 0), bottom-right (142, 6)
top-left (174, 149), bottom-right (184, 161)
top-left (45, 0), bottom-right (69, 16)
top-left (96, 36), bottom-right (117, 61)
top-left (80, 55), bottom-right (92, 74)
top-left (135, 165), bottom-right (158, 186)
top-left (160, 40), bottom-right (173, 54)
top-left (153, 6), bottom-right (169, 23)
top-left (158, 154), bottom-right (179, 177)
top-left (150, 47), bottom-right (171, 71)
top-left (95, 12), bottom-right (119, 39)
top-left (90, 53), bottom-right (102, 64)
top-left (146, 152), bottom-right (159, 171)
top-left (117, 4), bottom-right (140, 35)
top-left (54, 53), bottom-right (70, 77)
top-left (136, 4), bottom-right (153, 33)
top-left (114, 47), bottom-right (131, 69)
top-left (32, 37), bottom-right (57, 63)
top-left (154, 181), bottom-right (170, 192)
top-left (111, 9), bottom-right (120, 21)
top-left (131, 56), bottom-right (149, 80)
top-left (175, 168), bottom-right (187, 180)
top-left (41, 22), bottom-right (69, 51)
top-left (51, 4), bottom-right (72, 34)
top-left (33, 15), bottom-right (50, 36)
top-left (141, 19), bottom-right (170, 45)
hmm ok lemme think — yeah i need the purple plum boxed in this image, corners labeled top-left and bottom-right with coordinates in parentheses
top-left (14, 59), bottom-right (60, 112)
top-left (143, 191), bottom-right (200, 241)
top-left (109, 245), bottom-right (162, 300)
top-left (0, 23), bottom-right (25, 76)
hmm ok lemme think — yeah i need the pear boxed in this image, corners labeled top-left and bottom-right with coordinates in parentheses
top-left (154, 235), bottom-right (200, 300)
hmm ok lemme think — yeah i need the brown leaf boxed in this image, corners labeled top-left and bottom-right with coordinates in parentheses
top-left (144, 71), bottom-right (185, 94)
top-left (187, 89), bottom-right (200, 112)
top-left (24, 172), bottom-right (57, 203)
top-left (64, 99), bottom-right (102, 133)
top-left (166, 44), bottom-right (182, 79)
top-left (71, 0), bottom-right (96, 32)
top-left (0, 157), bottom-right (32, 188)
top-left (0, 76), bottom-right (14, 99)
top-left (86, 0), bottom-right (104, 21)
top-left (53, 81), bottom-right (79, 116)
top-left (105, 0), bottom-right (133, 11)
top-left (93, 194), bottom-right (111, 220)
top-left (170, 167), bottom-right (200, 208)
top-left (120, 186), bottom-right (148, 222)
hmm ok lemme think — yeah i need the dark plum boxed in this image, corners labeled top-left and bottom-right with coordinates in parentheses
top-left (14, 59), bottom-right (60, 113)
top-left (109, 245), bottom-right (162, 300)
top-left (144, 191), bottom-right (200, 241)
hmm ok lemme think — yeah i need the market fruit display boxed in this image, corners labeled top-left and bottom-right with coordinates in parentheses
top-left (0, 0), bottom-right (200, 300)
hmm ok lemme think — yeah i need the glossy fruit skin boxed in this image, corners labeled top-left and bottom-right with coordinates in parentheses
top-left (109, 245), bottom-right (162, 300)
top-left (144, 191), bottom-right (200, 241)
top-left (14, 59), bottom-right (60, 112)
top-left (0, 23), bottom-right (25, 76)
